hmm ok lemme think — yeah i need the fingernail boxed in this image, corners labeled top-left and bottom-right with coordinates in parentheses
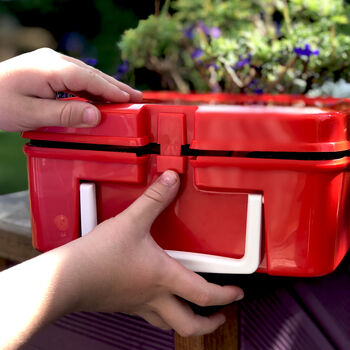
top-left (159, 170), bottom-right (178, 187)
top-left (236, 294), bottom-right (244, 301)
top-left (83, 107), bottom-right (99, 125)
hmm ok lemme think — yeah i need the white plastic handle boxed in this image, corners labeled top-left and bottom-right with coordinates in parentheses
top-left (79, 183), bottom-right (262, 274)
top-left (166, 194), bottom-right (263, 274)
top-left (80, 183), bottom-right (97, 236)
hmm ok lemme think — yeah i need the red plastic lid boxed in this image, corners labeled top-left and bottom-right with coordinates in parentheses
top-left (22, 92), bottom-right (350, 152)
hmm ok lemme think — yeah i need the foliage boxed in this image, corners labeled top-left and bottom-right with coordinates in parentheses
top-left (0, 0), bottom-right (71, 14)
top-left (118, 0), bottom-right (350, 94)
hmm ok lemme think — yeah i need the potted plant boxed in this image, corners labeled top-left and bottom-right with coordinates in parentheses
top-left (116, 0), bottom-right (350, 97)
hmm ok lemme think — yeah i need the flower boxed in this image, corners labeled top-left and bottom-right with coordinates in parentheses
top-left (115, 60), bottom-right (130, 80)
top-left (210, 27), bottom-right (221, 39)
top-left (205, 62), bottom-right (219, 69)
top-left (293, 44), bottom-right (319, 57)
top-left (183, 25), bottom-right (194, 39)
top-left (191, 48), bottom-right (204, 60)
top-left (60, 32), bottom-right (87, 55)
top-left (197, 21), bottom-right (211, 36)
top-left (248, 78), bottom-right (258, 88)
top-left (81, 57), bottom-right (98, 67)
top-left (235, 54), bottom-right (252, 69)
top-left (197, 21), bottom-right (221, 39)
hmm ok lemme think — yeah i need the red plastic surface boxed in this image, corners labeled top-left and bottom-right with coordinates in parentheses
top-left (22, 92), bottom-right (350, 276)
top-left (22, 92), bottom-right (350, 153)
top-left (24, 148), bottom-right (350, 277)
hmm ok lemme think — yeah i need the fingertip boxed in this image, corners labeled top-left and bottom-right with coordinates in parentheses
top-left (236, 294), bottom-right (244, 301)
top-left (131, 89), bottom-right (143, 102)
top-left (222, 285), bottom-right (244, 302)
top-left (82, 107), bottom-right (101, 126)
top-left (158, 170), bottom-right (179, 187)
top-left (212, 313), bottom-right (226, 326)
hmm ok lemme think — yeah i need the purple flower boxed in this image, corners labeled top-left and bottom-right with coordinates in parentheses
top-left (197, 21), bottom-right (211, 36)
top-left (248, 78), bottom-right (258, 88)
top-left (293, 44), bottom-right (319, 57)
top-left (235, 54), bottom-right (252, 69)
top-left (81, 57), bottom-right (98, 67)
top-left (197, 21), bottom-right (221, 39)
top-left (191, 48), bottom-right (204, 60)
top-left (205, 62), bottom-right (219, 69)
top-left (183, 25), bottom-right (194, 39)
top-left (60, 32), bottom-right (87, 55)
top-left (210, 27), bottom-right (221, 39)
top-left (115, 60), bottom-right (130, 80)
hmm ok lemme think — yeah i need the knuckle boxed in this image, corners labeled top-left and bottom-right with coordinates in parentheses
top-left (36, 47), bottom-right (54, 55)
top-left (143, 186), bottom-right (165, 204)
top-left (45, 67), bottom-right (58, 82)
top-left (73, 68), bottom-right (100, 93)
top-left (35, 47), bottom-right (57, 62)
top-left (195, 290), bottom-right (212, 307)
top-left (59, 102), bottom-right (74, 126)
top-left (177, 324), bottom-right (198, 338)
top-left (84, 67), bottom-right (97, 80)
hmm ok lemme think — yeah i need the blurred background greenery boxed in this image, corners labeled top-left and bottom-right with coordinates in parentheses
top-left (2, 0), bottom-right (350, 195)
top-left (0, 0), bottom-right (158, 194)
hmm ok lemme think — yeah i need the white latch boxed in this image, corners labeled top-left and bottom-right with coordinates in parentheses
top-left (79, 183), bottom-right (97, 236)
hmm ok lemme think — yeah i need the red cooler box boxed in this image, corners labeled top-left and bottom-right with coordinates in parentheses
top-left (22, 92), bottom-right (350, 277)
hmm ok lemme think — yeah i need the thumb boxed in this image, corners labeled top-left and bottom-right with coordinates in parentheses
top-left (122, 170), bottom-right (180, 230)
top-left (28, 99), bottom-right (101, 129)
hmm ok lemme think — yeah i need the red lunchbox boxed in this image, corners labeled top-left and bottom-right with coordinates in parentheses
top-left (22, 92), bottom-right (350, 277)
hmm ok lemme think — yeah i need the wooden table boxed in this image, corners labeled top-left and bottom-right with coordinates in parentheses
top-left (0, 191), bottom-right (38, 264)
top-left (174, 305), bottom-right (238, 349)
top-left (0, 191), bottom-right (238, 349)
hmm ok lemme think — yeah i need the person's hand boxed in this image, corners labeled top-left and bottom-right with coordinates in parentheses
top-left (61, 170), bottom-right (244, 336)
top-left (0, 48), bottom-right (142, 132)
top-left (0, 171), bottom-right (244, 349)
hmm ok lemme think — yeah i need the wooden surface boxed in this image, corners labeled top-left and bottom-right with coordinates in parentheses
top-left (0, 191), bottom-right (39, 262)
top-left (175, 304), bottom-right (239, 350)
top-left (0, 257), bottom-right (8, 271)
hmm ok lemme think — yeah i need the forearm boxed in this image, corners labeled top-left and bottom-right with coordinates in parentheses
top-left (0, 246), bottom-right (80, 349)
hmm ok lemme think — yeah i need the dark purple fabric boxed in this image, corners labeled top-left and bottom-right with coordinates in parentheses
top-left (239, 288), bottom-right (334, 350)
top-left (237, 253), bottom-right (350, 350)
top-left (293, 258), bottom-right (350, 350)
top-left (21, 312), bottom-right (174, 350)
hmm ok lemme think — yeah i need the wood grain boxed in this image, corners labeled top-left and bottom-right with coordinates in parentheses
top-left (174, 304), bottom-right (239, 350)
top-left (0, 191), bottom-right (39, 262)
top-left (0, 258), bottom-right (8, 271)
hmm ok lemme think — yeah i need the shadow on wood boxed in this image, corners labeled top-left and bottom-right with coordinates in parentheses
top-left (174, 304), bottom-right (238, 350)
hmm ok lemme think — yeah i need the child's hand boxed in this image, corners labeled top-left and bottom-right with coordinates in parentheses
top-left (0, 171), bottom-right (244, 349)
top-left (0, 48), bottom-right (142, 132)
top-left (58, 171), bottom-right (244, 336)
